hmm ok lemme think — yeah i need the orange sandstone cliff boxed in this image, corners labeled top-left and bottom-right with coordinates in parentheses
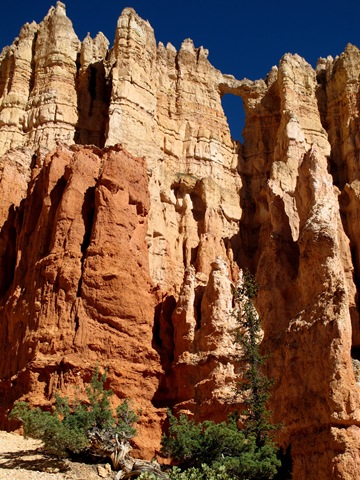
top-left (0, 3), bottom-right (360, 478)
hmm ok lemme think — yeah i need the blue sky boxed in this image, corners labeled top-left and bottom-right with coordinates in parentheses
top-left (2, 0), bottom-right (360, 140)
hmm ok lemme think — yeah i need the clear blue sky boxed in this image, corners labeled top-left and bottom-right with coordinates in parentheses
top-left (1, 0), bottom-right (360, 140)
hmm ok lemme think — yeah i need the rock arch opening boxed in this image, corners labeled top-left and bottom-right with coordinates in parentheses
top-left (221, 93), bottom-right (245, 142)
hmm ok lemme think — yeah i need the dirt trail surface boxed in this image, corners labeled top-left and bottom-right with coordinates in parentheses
top-left (0, 431), bottom-right (112, 479)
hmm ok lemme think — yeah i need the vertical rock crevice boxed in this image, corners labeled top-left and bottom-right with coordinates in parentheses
top-left (75, 33), bottom-right (111, 147)
top-left (76, 185), bottom-right (96, 297)
top-left (0, 205), bottom-right (17, 297)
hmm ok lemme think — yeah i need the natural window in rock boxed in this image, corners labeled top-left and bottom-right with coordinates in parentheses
top-left (221, 93), bottom-right (245, 143)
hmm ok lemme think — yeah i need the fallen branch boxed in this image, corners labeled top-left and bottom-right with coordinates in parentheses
top-left (88, 427), bottom-right (168, 479)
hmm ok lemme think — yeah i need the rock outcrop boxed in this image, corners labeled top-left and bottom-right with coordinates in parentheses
top-left (1, 3), bottom-right (360, 478)
top-left (0, 144), bottom-right (164, 455)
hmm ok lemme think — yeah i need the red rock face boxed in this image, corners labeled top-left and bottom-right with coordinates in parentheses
top-left (1, 4), bottom-right (360, 478)
top-left (0, 145), bottom-right (163, 457)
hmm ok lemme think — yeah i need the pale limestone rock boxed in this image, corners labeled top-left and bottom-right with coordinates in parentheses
top-left (0, 3), bottom-right (81, 156)
top-left (218, 46), bottom-right (360, 478)
top-left (199, 258), bottom-right (234, 349)
top-left (236, 56), bottom-right (360, 477)
top-left (323, 43), bottom-right (360, 347)
top-left (169, 257), bottom-right (241, 421)
top-left (26, 2), bottom-right (80, 149)
top-left (0, 5), bottom-right (242, 295)
top-left (105, 8), bottom-right (241, 291)
top-left (172, 266), bottom-right (197, 361)
top-left (76, 32), bottom-right (110, 147)
top-left (0, 22), bottom-right (38, 154)
top-left (0, 2), bottom-right (112, 157)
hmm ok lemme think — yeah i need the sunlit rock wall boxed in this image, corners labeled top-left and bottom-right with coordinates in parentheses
top-left (0, 3), bottom-right (360, 477)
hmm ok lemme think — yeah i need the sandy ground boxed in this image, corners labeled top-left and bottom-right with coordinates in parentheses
top-left (0, 431), bottom-right (113, 480)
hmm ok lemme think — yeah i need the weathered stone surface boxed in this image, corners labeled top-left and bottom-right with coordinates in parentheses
top-left (104, 8), bottom-right (242, 293)
top-left (1, 4), bottom-right (360, 478)
top-left (0, 144), bottom-right (163, 457)
top-left (76, 32), bottom-right (110, 147)
top-left (0, 3), bottom-right (80, 156)
top-left (0, 148), bottom-right (33, 229)
top-left (231, 52), bottom-right (360, 479)
top-left (157, 258), bottom-right (241, 422)
top-left (0, 21), bottom-right (38, 154)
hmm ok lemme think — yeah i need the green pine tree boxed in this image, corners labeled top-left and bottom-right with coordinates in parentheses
top-left (233, 270), bottom-right (278, 447)
top-left (161, 271), bottom-right (281, 479)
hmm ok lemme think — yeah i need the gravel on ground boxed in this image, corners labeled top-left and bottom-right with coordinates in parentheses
top-left (0, 431), bottom-right (113, 480)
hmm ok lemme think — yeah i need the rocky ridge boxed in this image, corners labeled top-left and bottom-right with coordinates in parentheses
top-left (0, 3), bottom-right (360, 478)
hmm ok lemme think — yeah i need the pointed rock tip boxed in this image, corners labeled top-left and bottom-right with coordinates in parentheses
top-left (180, 38), bottom-right (195, 53)
top-left (56, 1), bottom-right (66, 12)
top-left (121, 7), bottom-right (137, 15)
top-left (117, 7), bottom-right (153, 30)
top-left (166, 42), bottom-right (176, 52)
top-left (344, 43), bottom-right (360, 54)
top-left (19, 21), bottom-right (38, 37)
top-left (280, 52), bottom-right (312, 70)
top-left (119, 7), bottom-right (149, 23)
top-left (46, 1), bottom-right (66, 19)
top-left (95, 31), bottom-right (109, 44)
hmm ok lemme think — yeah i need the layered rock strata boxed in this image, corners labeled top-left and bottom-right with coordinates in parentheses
top-left (0, 3), bottom-right (360, 478)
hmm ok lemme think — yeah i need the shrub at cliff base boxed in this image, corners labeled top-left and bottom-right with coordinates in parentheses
top-left (9, 368), bottom-right (138, 467)
top-left (138, 464), bottom-right (233, 480)
top-left (161, 412), bottom-right (279, 480)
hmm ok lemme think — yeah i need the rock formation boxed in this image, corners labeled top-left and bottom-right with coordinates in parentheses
top-left (0, 2), bottom-right (360, 478)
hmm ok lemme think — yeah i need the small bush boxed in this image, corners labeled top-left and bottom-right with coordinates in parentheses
top-left (162, 411), bottom-right (246, 467)
top-left (162, 411), bottom-right (279, 479)
top-left (168, 464), bottom-right (234, 480)
top-left (138, 473), bottom-right (162, 480)
top-left (9, 368), bottom-right (138, 459)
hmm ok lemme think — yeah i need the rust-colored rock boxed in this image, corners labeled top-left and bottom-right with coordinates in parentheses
top-left (158, 258), bottom-right (240, 422)
top-left (0, 144), bottom-right (163, 457)
top-left (1, 4), bottom-right (360, 478)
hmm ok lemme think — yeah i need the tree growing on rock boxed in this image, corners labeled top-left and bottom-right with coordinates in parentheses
top-left (234, 270), bottom-right (279, 447)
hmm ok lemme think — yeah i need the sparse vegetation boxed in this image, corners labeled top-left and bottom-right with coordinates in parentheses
top-left (161, 271), bottom-right (281, 479)
top-left (10, 368), bottom-right (138, 468)
top-left (234, 270), bottom-right (279, 447)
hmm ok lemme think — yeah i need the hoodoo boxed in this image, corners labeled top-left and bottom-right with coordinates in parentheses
top-left (0, 3), bottom-right (360, 478)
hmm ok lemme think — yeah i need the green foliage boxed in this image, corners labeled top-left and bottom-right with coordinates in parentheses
top-left (9, 400), bottom-right (89, 456)
top-left (9, 368), bottom-right (138, 458)
top-left (138, 473), bottom-right (163, 480)
top-left (234, 270), bottom-right (279, 446)
top-left (116, 399), bottom-right (138, 440)
top-left (161, 271), bottom-right (281, 479)
top-left (168, 464), bottom-right (234, 480)
top-left (162, 411), bottom-right (246, 468)
top-left (162, 411), bottom-right (279, 479)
